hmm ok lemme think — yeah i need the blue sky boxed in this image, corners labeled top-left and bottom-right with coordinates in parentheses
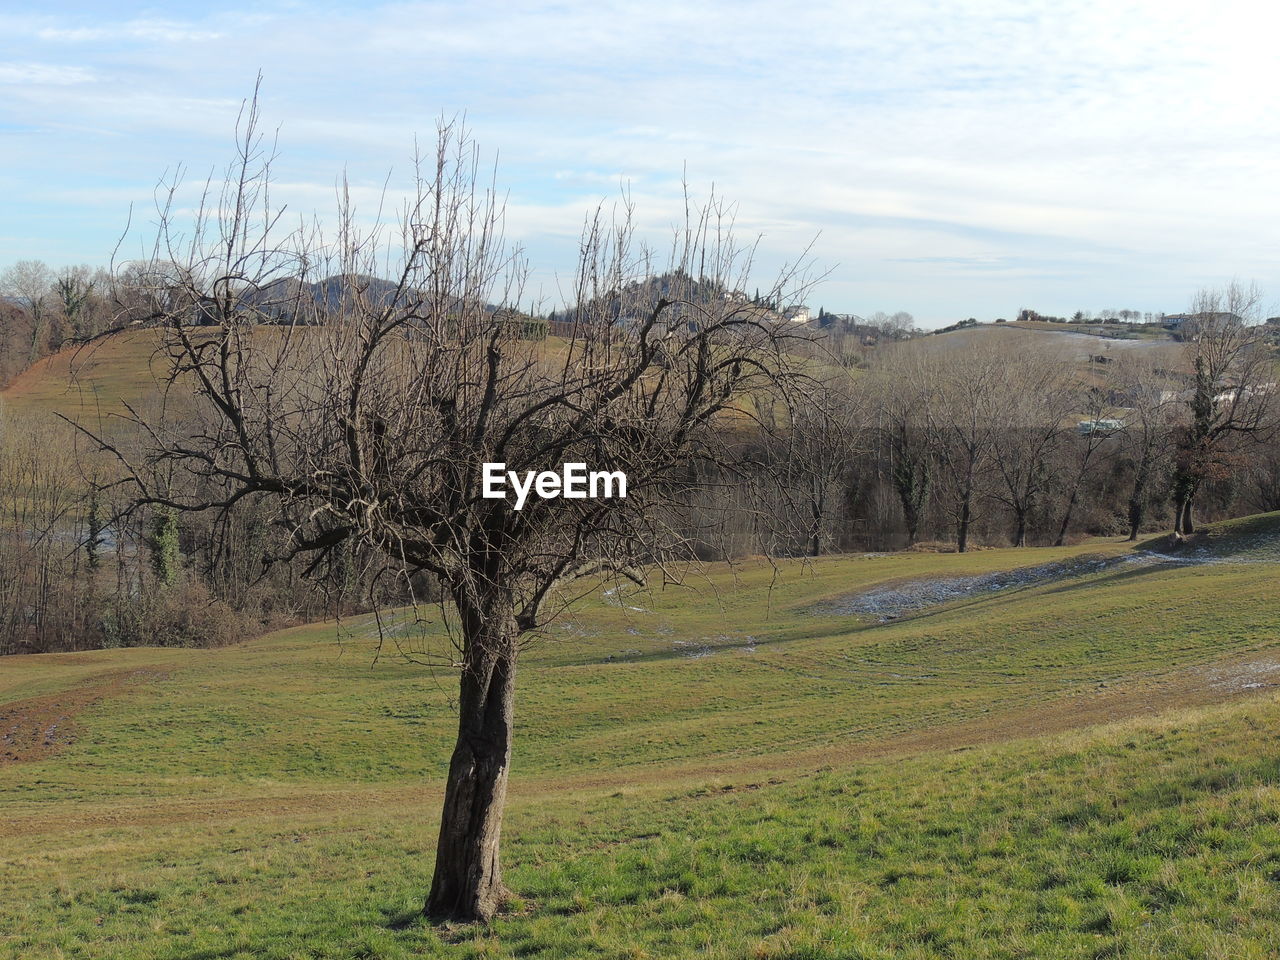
top-left (2, 0), bottom-right (1279, 326)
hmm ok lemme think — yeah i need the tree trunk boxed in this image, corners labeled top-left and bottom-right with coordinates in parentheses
top-left (809, 477), bottom-right (824, 557)
top-left (1172, 493), bottom-right (1188, 537)
top-left (1126, 466), bottom-right (1149, 541)
top-left (1054, 487), bottom-right (1080, 547)
top-left (1126, 495), bottom-right (1144, 541)
top-left (425, 603), bottom-right (517, 923)
top-left (957, 498), bottom-right (971, 553)
top-left (903, 501), bottom-right (920, 546)
top-left (1171, 471), bottom-right (1197, 538)
top-left (1013, 509), bottom-right (1027, 548)
top-left (892, 456), bottom-right (927, 547)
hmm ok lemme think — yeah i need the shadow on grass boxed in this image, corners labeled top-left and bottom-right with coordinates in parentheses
top-left (1032, 557), bottom-right (1211, 602)
top-left (382, 903), bottom-right (426, 930)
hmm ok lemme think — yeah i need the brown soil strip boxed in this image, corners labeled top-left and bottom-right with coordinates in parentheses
top-left (0, 668), bottom-right (169, 766)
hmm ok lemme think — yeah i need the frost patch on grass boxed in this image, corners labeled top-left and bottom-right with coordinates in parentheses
top-left (815, 556), bottom-right (1123, 621)
top-left (815, 535), bottom-right (1279, 623)
top-left (1151, 533), bottom-right (1280, 565)
top-left (673, 640), bottom-right (714, 659)
top-left (668, 634), bottom-right (759, 659)
top-left (1199, 660), bottom-right (1280, 693)
top-left (601, 588), bottom-right (650, 613)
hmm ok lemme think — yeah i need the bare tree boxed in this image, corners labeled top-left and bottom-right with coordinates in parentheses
top-left (989, 348), bottom-right (1073, 547)
top-left (930, 346), bottom-right (1004, 552)
top-left (867, 346), bottom-right (937, 546)
top-left (87, 96), bottom-right (812, 922)
top-left (0, 412), bottom-right (95, 655)
top-left (782, 374), bottom-right (865, 556)
top-left (1053, 383), bottom-right (1120, 547)
top-left (1, 259), bottom-right (53, 363)
top-left (1246, 444), bottom-right (1280, 514)
top-left (52, 264), bottom-right (98, 339)
top-left (1113, 356), bottom-right (1177, 540)
top-left (1169, 282), bottom-right (1276, 536)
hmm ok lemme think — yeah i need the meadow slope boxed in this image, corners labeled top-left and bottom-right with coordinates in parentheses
top-left (2, 517), bottom-right (1280, 958)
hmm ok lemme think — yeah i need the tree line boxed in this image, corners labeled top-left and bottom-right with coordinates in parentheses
top-left (764, 297), bottom-right (1277, 559)
top-left (4, 283), bottom-right (1275, 660)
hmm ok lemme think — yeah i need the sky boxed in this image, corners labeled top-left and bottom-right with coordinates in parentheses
top-left (2, 0), bottom-right (1279, 327)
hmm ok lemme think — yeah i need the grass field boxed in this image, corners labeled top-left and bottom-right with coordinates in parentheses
top-left (3, 516), bottom-right (1280, 958)
top-left (0, 327), bottom-right (790, 425)
top-left (0, 330), bottom-right (170, 419)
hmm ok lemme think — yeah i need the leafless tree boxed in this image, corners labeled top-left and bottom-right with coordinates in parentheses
top-left (1170, 282), bottom-right (1276, 536)
top-left (780, 374), bottom-right (865, 556)
top-left (1112, 356), bottom-right (1177, 540)
top-left (1052, 383), bottom-right (1121, 547)
top-left (988, 348), bottom-right (1073, 547)
top-left (52, 264), bottom-right (99, 339)
top-left (0, 412), bottom-right (95, 654)
top-left (1246, 444), bottom-right (1280, 514)
top-left (85, 94), bottom-right (813, 922)
top-left (866, 346), bottom-right (937, 546)
top-left (1, 259), bottom-right (53, 363)
top-left (930, 346), bottom-right (1004, 552)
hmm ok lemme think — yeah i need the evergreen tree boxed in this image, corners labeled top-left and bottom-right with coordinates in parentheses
top-left (150, 506), bottom-right (180, 586)
top-left (85, 488), bottom-right (106, 571)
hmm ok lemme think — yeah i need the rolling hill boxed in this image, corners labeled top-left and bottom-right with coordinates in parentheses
top-left (0, 329), bottom-right (168, 419)
top-left (3, 515), bottom-right (1280, 958)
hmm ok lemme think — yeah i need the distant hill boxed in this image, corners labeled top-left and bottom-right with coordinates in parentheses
top-left (205, 274), bottom-right (407, 323)
top-left (556, 270), bottom-right (778, 326)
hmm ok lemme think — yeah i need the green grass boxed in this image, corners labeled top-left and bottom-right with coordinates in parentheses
top-left (1141, 512), bottom-right (1280, 563)
top-left (3, 519), bottom-right (1280, 958)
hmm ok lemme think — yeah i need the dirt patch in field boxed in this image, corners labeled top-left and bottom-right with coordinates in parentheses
top-left (0, 668), bottom-right (169, 766)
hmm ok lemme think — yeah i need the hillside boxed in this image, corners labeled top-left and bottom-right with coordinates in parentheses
top-left (0, 322), bottom-right (833, 433)
top-left (0, 327), bottom-right (562, 423)
top-left (3, 516), bottom-right (1280, 958)
top-left (0, 329), bottom-right (168, 419)
top-left (0, 320), bottom-right (1150, 427)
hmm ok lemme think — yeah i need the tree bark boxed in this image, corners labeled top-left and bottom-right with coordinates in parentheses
top-left (1171, 471), bottom-right (1197, 538)
top-left (1172, 493), bottom-right (1193, 537)
top-left (892, 455), bottom-right (927, 547)
top-left (425, 603), bottom-right (517, 923)
top-left (1126, 496), bottom-right (1145, 541)
top-left (902, 501), bottom-right (920, 546)
top-left (1126, 465), bottom-right (1150, 541)
top-left (809, 476), bottom-right (824, 557)
top-left (1054, 487), bottom-right (1080, 547)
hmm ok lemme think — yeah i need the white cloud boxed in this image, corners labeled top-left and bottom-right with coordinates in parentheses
top-left (34, 19), bottom-right (224, 43)
top-left (4, 0), bottom-right (1280, 321)
top-left (0, 62), bottom-right (93, 85)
